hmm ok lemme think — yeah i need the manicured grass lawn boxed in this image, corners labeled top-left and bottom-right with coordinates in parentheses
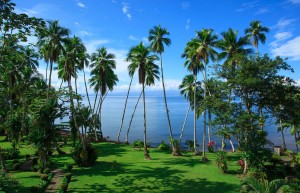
top-left (1, 136), bottom-right (242, 193)
top-left (68, 143), bottom-right (241, 193)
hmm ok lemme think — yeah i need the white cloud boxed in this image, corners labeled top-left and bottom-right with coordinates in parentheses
top-left (185, 19), bottom-right (190, 30)
top-left (84, 39), bottom-right (110, 54)
top-left (270, 31), bottom-right (293, 47)
top-left (142, 37), bottom-right (149, 44)
top-left (122, 2), bottom-right (132, 20)
top-left (289, 0), bottom-right (300, 4)
top-left (180, 1), bottom-right (190, 9)
top-left (272, 18), bottom-right (296, 30)
top-left (255, 8), bottom-right (269, 15)
top-left (74, 22), bottom-right (80, 25)
top-left (235, 1), bottom-right (258, 12)
top-left (78, 30), bottom-right (92, 37)
top-left (129, 35), bottom-right (137, 41)
top-left (76, 0), bottom-right (86, 8)
top-left (271, 36), bottom-right (300, 60)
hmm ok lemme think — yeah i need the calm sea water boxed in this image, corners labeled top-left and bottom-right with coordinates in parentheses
top-left (78, 94), bottom-right (296, 151)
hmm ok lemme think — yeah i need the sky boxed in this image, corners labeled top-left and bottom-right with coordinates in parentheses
top-left (13, 0), bottom-right (300, 95)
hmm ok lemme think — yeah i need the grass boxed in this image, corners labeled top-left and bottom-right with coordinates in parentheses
top-left (0, 136), bottom-right (242, 193)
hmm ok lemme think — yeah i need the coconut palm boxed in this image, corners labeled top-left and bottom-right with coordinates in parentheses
top-left (217, 28), bottom-right (252, 79)
top-left (37, 20), bottom-right (69, 95)
top-left (126, 42), bottom-right (159, 159)
top-left (182, 39), bottom-right (203, 155)
top-left (148, 25), bottom-right (174, 148)
top-left (89, 47), bottom-right (118, 141)
top-left (178, 74), bottom-right (200, 145)
top-left (244, 20), bottom-right (269, 54)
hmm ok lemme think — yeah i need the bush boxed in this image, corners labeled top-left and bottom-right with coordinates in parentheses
top-left (2, 148), bottom-right (20, 160)
top-left (185, 140), bottom-right (199, 151)
top-left (63, 164), bottom-right (73, 172)
top-left (207, 141), bottom-right (215, 153)
top-left (60, 182), bottom-right (69, 193)
top-left (158, 141), bottom-right (170, 151)
top-left (71, 143), bottom-right (98, 167)
top-left (43, 168), bottom-right (51, 174)
top-left (215, 151), bottom-right (229, 173)
top-left (12, 163), bottom-right (21, 171)
top-left (40, 174), bottom-right (48, 181)
top-left (64, 173), bottom-right (72, 183)
top-left (132, 140), bottom-right (144, 150)
top-left (12, 159), bottom-right (19, 165)
top-left (0, 173), bottom-right (18, 192)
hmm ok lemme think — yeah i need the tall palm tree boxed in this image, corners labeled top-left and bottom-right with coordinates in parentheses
top-left (37, 20), bottom-right (69, 96)
top-left (193, 29), bottom-right (218, 161)
top-left (217, 28), bottom-right (252, 79)
top-left (148, 25), bottom-right (174, 148)
top-left (90, 47), bottom-right (118, 141)
top-left (182, 39), bottom-right (203, 155)
top-left (116, 55), bottom-right (136, 143)
top-left (57, 36), bottom-right (82, 141)
top-left (244, 20), bottom-right (269, 54)
top-left (178, 74), bottom-right (198, 145)
top-left (126, 42), bottom-right (159, 159)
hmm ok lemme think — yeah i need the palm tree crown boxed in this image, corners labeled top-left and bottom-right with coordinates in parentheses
top-left (244, 20), bottom-right (269, 53)
top-left (148, 25), bottom-right (171, 54)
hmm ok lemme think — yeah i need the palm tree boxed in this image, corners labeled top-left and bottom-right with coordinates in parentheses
top-left (182, 39), bottom-right (203, 155)
top-left (90, 47), bottom-right (118, 141)
top-left (57, 36), bottom-right (82, 141)
top-left (126, 42), bottom-right (159, 159)
top-left (37, 20), bottom-right (69, 96)
top-left (194, 29), bottom-right (218, 161)
top-left (244, 20), bottom-right (269, 54)
top-left (117, 55), bottom-right (136, 143)
top-left (217, 28), bottom-right (252, 80)
top-left (178, 74), bottom-right (198, 145)
top-left (148, 25), bottom-right (174, 148)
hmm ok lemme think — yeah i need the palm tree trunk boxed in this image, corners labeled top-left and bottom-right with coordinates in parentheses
top-left (48, 60), bottom-right (53, 97)
top-left (202, 65), bottom-right (208, 162)
top-left (143, 84), bottom-right (150, 159)
top-left (208, 109), bottom-right (211, 143)
top-left (117, 77), bottom-right (133, 143)
top-left (179, 106), bottom-right (190, 145)
top-left (125, 91), bottom-right (142, 144)
top-left (295, 133), bottom-right (299, 152)
top-left (159, 54), bottom-right (174, 149)
top-left (280, 118), bottom-right (286, 149)
top-left (193, 73), bottom-right (198, 155)
top-left (229, 139), bottom-right (235, 152)
top-left (83, 67), bottom-right (92, 110)
top-left (45, 61), bottom-right (48, 84)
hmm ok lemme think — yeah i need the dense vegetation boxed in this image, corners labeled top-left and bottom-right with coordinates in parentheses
top-left (1, 0), bottom-right (300, 192)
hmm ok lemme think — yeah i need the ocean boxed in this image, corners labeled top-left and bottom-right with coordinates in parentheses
top-left (76, 93), bottom-right (297, 151)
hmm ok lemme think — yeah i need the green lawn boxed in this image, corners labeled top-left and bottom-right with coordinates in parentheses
top-left (1, 137), bottom-right (242, 193)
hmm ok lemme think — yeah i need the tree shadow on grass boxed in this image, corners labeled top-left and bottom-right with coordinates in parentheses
top-left (94, 142), bottom-right (128, 158)
top-left (69, 165), bottom-right (239, 193)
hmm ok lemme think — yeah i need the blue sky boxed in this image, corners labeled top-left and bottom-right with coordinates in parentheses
top-left (14, 0), bottom-right (300, 94)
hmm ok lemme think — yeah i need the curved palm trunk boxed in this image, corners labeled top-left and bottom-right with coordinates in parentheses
top-left (280, 118), bottom-right (286, 149)
top-left (229, 139), bottom-right (235, 152)
top-left (193, 73), bottom-right (198, 155)
top-left (75, 76), bottom-right (85, 139)
top-left (159, 54), bottom-right (174, 148)
top-left (117, 77), bottom-right (133, 143)
top-left (125, 91), bottom-right (142, 144)
top-left (179, 105), bottom-right (190, 145)
top-left (47, 60), bottom-right (53, 97)
top-left (295, 133), bottom-right (299, 152)
top-left (143, 84), bottom-right (150, 159)
top-left (83, 67), bottom-right (92, 110)
top-left (68, 78), bottom-right (81, 142)
top-left (202, 65), bottom-right (208, 162)
top-left (45, 61), bottom-right (49, 83)
top-left (208, 109), bottom-right (211, 143)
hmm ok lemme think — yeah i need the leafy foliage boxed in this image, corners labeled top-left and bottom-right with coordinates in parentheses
top-left (71, 142), bottom-right (98, 167)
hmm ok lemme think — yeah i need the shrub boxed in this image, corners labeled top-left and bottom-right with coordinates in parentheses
top-left (71, 143), bottom-right (98, 167)
top-left (215, 151), bottom-right (229, 173)
top-left (158, 141), bottom-right (170, 151)
top-left (0, 173), bottom-right (18, 191)
top-left (40, 174), bottom-right (48, 181)
top-left (63, 164), bottom-right (73, 172)
top-left (60, 182), bottom-right (69, 193)
top-left (2, 148), bottom-right (20, 160)
top-left (12, 163), bottom-right (21, 171)
top-left (43, 168), bottom-right (51, 174)
top-left (207, 141), bottom-right (215, 153)
top-left (185, 140), bottom-right (199, 151)
top-left (132, 140), bottom-right (144, 150)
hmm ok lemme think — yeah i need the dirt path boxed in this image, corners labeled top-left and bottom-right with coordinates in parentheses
top-left (45, 169), bottom-right (64, 193)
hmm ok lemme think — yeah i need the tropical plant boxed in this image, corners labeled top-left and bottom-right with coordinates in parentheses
top-left (215, 151), bottom-right (229, 173)
top-left (126, 42), bottom-right (159, 159)
top-left (148, 25), bottom-right (174, 149)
